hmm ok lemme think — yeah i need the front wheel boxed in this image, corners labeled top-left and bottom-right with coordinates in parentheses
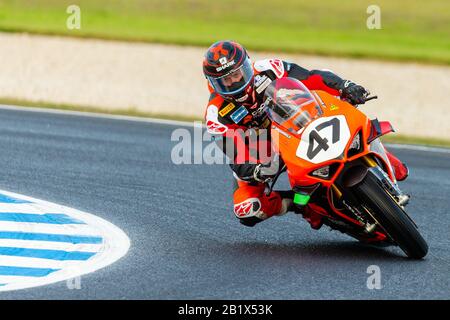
top-left (354, 171), bottom-right (428, 259)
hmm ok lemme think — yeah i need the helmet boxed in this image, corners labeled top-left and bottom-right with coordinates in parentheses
top-left (203, 41), bottom-right (254, 104)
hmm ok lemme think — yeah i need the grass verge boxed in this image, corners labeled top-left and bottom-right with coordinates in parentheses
top-left (0, 98), bottom-right (201, 123)
top-left (0, 0), bottom-right (449, 65)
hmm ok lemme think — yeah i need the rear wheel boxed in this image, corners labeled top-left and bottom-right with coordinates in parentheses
top-left (354, 171), bottom-right (428, 259)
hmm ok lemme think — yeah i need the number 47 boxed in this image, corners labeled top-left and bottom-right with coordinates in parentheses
top-left (307, 118), bottom-right (340, 160)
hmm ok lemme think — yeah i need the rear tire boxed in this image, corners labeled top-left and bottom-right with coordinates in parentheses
top-left (354, 171), bottom-right (428, 259)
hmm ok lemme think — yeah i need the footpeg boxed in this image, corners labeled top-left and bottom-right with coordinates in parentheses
top-left (365, 222), bottom-right (377, 233)
top-left (397, 194), bottom-right (410, 208)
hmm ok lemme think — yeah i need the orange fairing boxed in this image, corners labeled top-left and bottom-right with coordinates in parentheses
top-left (265, 78), bottom-right (397, 241)
top-left (269, 85), bottom-right (392, 189)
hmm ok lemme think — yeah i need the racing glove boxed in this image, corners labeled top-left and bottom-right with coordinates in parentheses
top-left (340, 80), bottom-right (369, 105)
top-left (253, 154), bottom-right (283, 183)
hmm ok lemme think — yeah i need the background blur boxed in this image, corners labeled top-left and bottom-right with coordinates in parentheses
top-left (0, 0), bottom-right (448, 142)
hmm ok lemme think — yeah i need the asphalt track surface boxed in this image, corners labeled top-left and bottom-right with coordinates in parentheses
top-left (0, 106), bottom-right (449, 299)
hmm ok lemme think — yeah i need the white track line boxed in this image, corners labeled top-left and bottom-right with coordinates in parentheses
top-left (0, 103), bottom-right (448, 153)
top-left (0, 275), bottom-right (51, 284)
top-left (0, 203), bottom-right (72, 214)
top-left (0, 189), bottom-right (130, 292)
top-left (0, 103), bottom-right (197, 127)
top-left (385, 143), bottom-right (450, 154)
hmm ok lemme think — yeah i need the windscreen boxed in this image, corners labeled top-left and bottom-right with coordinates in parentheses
top-left (264, 77), bottom-right (323, 132)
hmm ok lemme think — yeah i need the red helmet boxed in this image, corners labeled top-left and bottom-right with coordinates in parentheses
top-left (203, 41), bottom-right (254, 105)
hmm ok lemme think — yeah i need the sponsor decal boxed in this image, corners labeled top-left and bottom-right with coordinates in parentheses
top-left (219, 57), bottom-right (228, 65)
top-left (243, 115), bottom-right (253, 124)
top-left (234, 199), bottom-right (261, 218)
top-left (330, 104), bottom-right (339, 111)
top-left (251, 104), bottom-right (267, 118)
top-left (269, 59), bottom-right (284, 78)
top-left (256, 78), bottom-right (272, 94)
top-left (216, 60), bottom-right (236, 72)
top-left (230, 106), bottom-right (249, 124)
top-left (218, 103), bottom-right (236, 117)
top-left (254, 75), bottom-right (267, 87)
top-left (254, 75), bottom-right (272, 94)
top-left (234, 202), bottom-right (253, 218)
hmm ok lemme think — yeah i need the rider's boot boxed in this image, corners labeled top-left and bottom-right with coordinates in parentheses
top-left (234, 187), bottom-right (294, 227)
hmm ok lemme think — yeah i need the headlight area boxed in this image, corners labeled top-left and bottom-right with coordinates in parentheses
top-left (309, 163), bottom-right (341, 180)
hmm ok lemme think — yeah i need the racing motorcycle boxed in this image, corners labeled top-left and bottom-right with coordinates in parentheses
top-left (264, 77), bottom-right (428, 259)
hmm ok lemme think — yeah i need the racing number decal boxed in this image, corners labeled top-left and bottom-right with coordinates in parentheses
top-left (296, 116), bottom-right (351, 164)
top-left (306, 118), bottom-right (340, 159)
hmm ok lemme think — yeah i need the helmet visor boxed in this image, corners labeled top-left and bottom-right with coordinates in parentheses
top-left (207, 58), bottom-right (254, 96)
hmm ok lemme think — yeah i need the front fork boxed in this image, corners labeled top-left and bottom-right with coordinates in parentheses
top-left (328, 154), bottom-right (411, 238)
top-left (330, 143), bottom-right (409, 212)
top-left (335, 151), bottom-right (409, 211)
top-left (368, 138), bottom-right (396, 182)
top-left (366, 139), bottom-right (410, 207)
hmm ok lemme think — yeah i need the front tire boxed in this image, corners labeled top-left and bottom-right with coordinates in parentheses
top-left (354, 171), bottom-right (428, 259)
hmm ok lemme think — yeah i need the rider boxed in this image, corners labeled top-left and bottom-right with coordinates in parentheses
top-left (203, 40), bottom-right (409, 228)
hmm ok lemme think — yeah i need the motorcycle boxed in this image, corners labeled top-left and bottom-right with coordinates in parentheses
top-left (264, 77), bottom-right (428, 259)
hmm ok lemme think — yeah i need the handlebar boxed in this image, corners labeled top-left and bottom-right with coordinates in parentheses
top-left (348, 95), bottom-right (378, 108)
top-left (364, 95), bottom-right (378, 102)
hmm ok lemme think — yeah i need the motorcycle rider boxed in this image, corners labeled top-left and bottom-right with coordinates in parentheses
top-left (203, 40), bottom-right (409, 228)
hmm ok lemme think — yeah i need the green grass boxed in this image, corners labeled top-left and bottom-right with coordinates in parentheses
top-left (0, 0), bottom-right (449, 64)
top-left (1, 97), bottom-right (449, 148)
top-left (381, 134), bottom-right (450, 148)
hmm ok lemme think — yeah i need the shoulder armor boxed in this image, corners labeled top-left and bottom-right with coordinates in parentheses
top-left (205, 104), bottom-right (228, 135)
top-left (254, 58), bottom-right (285, 79)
